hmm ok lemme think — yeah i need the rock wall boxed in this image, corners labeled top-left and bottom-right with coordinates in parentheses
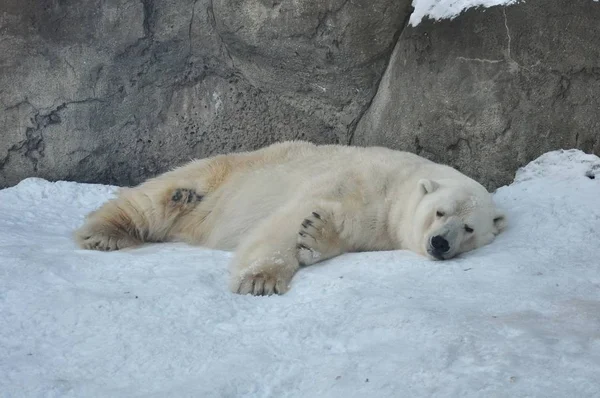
top-left (0, 0), bottom-right (411, 187)
top-left (353, 0), bottom-right (600, 190)
top-left (2, 0), bottom-right (599, 190)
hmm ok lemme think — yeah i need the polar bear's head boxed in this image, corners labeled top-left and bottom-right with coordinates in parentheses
top-left (410, 178), bottom-right (506, 260)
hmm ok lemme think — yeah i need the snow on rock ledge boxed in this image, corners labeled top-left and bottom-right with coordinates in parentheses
top-left (410, 0), bottom-right (519, 25)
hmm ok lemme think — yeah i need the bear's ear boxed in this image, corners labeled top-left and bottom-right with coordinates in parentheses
top-left (418, 179), bottom-right (439, 195)
top-left (492, 210), bottom-right (507, 235)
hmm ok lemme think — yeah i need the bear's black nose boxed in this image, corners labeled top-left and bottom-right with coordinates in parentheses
top-left (431, 235), bottom-right (450, 253)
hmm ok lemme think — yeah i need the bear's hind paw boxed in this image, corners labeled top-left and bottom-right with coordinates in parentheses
top-left (75, 227), bottom-right (140, 251)
top-left (170, 188), bottom-right (203, 205)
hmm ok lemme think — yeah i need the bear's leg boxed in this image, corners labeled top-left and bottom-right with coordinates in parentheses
top-left (74, 184), bottom-right (203, 251)
top-left (229, 202), bottom-right (312, 296)
top-left (296, 206), bottom-right (344, 266)
top-left (229, 200), bottom-right (354, 295)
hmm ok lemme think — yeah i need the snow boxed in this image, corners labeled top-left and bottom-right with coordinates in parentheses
top-left (410, 0), bottom-right (519, 26)
top-left (1, 149), bottom-right (600, 397)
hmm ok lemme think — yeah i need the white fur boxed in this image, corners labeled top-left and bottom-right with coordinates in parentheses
top-left (74, 141), bottom-right (506, 295)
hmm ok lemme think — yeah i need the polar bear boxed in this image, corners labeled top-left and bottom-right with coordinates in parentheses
top-left (74, 141), bottom-right (506, 295)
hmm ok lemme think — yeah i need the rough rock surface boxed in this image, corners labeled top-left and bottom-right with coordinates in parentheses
top-left (3, 0), bottom-right (599, 191)
top-left (0, 0), bottom-right (411, 187)
top-left (353, 0), bottom-right (600, 190)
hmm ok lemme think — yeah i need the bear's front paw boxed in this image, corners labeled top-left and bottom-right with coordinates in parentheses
top-left (297, 209), bottom-right (341, 266)
top-left (230, 262), bottom-right (294, 296)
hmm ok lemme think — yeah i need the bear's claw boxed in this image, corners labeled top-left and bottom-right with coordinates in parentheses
top-left (296, 208), bottom-right (338, 266)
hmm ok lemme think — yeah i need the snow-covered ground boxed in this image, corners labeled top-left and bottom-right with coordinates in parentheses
top-left (410, 0), bottom-right (518, 25)
top-left (1, 149), bottom-right (599, 397)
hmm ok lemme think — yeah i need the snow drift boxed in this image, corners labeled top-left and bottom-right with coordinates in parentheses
top-left (1, 149), bottom-right (599, 397)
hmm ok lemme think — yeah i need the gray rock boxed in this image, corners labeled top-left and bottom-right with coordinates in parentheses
top-left (354, 0), bottom-right (600, 190)
top-left (0, 0), bottom-right (411, 187)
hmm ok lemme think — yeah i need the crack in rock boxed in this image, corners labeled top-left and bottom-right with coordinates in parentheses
top-left (1, 99), bottom-right (105, 175)
top-left (347, 2), bottom-right (415, 145)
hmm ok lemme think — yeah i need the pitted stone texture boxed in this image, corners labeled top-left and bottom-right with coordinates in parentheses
top-left (0, 0), bottom-right (410, 187)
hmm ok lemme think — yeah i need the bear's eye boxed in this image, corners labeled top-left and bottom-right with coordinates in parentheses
top-left (436, 211), bottom-right (445, 218)
top-left (464, 225), bottom-right (474, 233)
